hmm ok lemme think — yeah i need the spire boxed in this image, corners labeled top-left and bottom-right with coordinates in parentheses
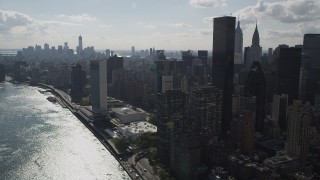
top-left (235, 20), bottom-right (242, 33)
top-left (252, 19), bottom-right (260, 46)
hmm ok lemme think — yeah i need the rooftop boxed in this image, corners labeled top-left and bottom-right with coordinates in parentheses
top-left (118, 121), bottom-right (157, 135)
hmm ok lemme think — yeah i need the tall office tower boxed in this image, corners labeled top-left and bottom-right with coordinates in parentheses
top-left (286, 101), bottom-right (313, 167)
top-left (244, 61), bottom-right (266, 132)
top-left (71, 63), bottom-right (86, 103)
top-left (272, 94), bottom-right (288, 131)
top-left (234, 20), bottom-right (243, 64)
top-left (182, 50), bottom-right (194, 67)
top-left (273, 45), bottom-right (302, 104)
top-left (156, 90), bottom-right (188, 167)
top-left (105, 49), bottom-right (110, 59)
top-left (140, 50), bottom-right (145, 57)
top-left (299, 34), bottom-right (320, 104)
top-left (198, 50), bottom-right (208, 66)
top-left (79, 35), bottom-right (83, 51)
top-left (63, 42), bottom-right (69, 55)
top-left (44, 43), bottom-right (49, 52)
top-left (246, 22), bottom-right (262, 69)
top-left (90, 59), bottom-right (108, 119)
top-left (154, 60), bottom-right (187, 94)
top-left (191, 86), bottom-right (222, 166)
top-left (107, 55), bottom-right (123, 84)
top-left (131, 46), bottom-right (135, 56)
top-left (268, 48), bottom-right (273, 64)
top-left (211, 16), bottom-right (236, 135)
top-left (35, 45), bottom-right (41, 55)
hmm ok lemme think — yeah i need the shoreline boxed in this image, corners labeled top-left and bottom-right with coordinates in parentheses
top-left (36, 83), bottom-right (135, 180)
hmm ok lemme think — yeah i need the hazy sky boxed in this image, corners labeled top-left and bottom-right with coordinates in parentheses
top-left (0, 0), bottom-right (319, 51)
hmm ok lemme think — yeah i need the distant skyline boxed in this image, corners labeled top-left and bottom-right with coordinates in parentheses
top-left (0, 0), bottom-right (319, 51)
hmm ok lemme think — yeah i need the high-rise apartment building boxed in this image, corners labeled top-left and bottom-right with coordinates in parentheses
top-left (191, 86), bottom-right (222, 166)
top-left (286, 101), bottom-right (313, 167)
top-left (90, 59), bottom-right (108, 119)
top-left (211, 16), bottom-right (236, 135)
top-left (156, 90), bottom-right (188, 167)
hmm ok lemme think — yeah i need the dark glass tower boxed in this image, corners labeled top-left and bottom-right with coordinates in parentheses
top-left (70, 63), bottom-right (86, 103)
top-left (273, 45), bottom-right (302, 104)
top-left (211, 16), bottom-right (236, 135)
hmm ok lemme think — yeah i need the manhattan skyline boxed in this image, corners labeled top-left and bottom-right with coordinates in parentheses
top-left (1, 0), bottom-right (319, 50)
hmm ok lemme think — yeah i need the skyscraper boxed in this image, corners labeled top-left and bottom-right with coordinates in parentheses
top-left (299, 34), bottom-right (320, 104)
top-left (71, 63), bottom-right (86, 103)
top-left (246, 22), bottom-right (262, 69)
top-left (105, 49), bottom-right (110, 59)
top-left (131, 46), bottom-right (135, 56)
top-left (234, 20), bottom-right (243, 64)
top-left (273, 45), bottom-right (302, 104)
top-left (90, 59), bottom-right (108, 119)
top-left (154, 60), bottom-right (187, 94)
top-left (198, 50), bottom-right (208, 66)
top-left (244, 61), bottom-right (266, 132)
top-left (79, 35), bottom-right (83, 51)
top-left (191, 86), bottom-right (222, 165)
top-left (211, 16), bottom-right (236, 135)
top-left (286, 101), bottom-right (313, 167)
top-left (271, 94), bottom-right (288, 131)
top-left (156, 90), bottom-right (188, 167)
top-left (107, 55), bottom-right (123, 84)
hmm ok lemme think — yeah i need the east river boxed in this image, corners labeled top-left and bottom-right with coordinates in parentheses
top-left (0, 82), bottom-right (130, 180)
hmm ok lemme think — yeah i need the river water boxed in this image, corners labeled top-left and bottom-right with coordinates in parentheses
top-left (0, 82), bottom-right (130, 180)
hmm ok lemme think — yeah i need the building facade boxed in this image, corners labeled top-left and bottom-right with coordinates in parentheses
top-left (211, 16), bottom-right (236, 135)
top-left (286, 101), bottom-right (313, 167)
top-left (90, 59), bottom-right (108, 119)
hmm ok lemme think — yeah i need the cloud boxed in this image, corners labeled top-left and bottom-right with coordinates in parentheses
top-left (189, 0), bottom-right (227, 8)
top-left (138, 22), bottom-right (155, 29)
top-left (169, 23), bottom-right (192, 28)
top-left (99, 24), bottom-right (113, 28)
top-left (0, 10), bottom-right (33, 32)
top-left (57, 13), bottom-right (96, 22)
top-left (234, 0), bottom-right (320, 25)
top-left (0, 9), bottom-right (83, 47)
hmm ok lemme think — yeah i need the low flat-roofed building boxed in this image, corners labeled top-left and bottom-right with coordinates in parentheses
top-left (112, 107), bottom-right (147, 123)
top-left (117, 121), bottom-right (157, 139)
top-left (78, 106), bottom-right (93, 121)
top-left (264, 152), bottom-right (298, 175)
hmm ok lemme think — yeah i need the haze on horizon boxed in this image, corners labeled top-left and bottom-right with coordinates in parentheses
top-left (0, 0), bottom-right (319, 51)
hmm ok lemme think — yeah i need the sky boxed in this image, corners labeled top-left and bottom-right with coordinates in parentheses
top-left (0, 0), bottom-right (319, 51)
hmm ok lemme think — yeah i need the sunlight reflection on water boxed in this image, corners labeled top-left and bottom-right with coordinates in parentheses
top-left (0, 82), bottom-right (129, 180)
